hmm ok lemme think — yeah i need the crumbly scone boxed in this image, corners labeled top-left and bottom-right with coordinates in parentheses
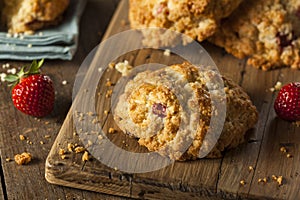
top-left (209, 0), bottom-right (300, 70)
top-left (129, 0), bottom-right (243, 47)
top-left (114, 62), bottom-right (258, 161)
top-left (2, 0), bottom-right (70, 34)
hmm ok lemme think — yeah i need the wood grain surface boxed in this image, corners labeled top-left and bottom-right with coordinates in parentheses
top-left (0, 0), bottom-right (128, 199)
top-left (45, 0), bottom-right (300, 200)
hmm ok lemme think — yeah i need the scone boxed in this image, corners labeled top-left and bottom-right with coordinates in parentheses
top-left (129, 0), bottom-right (244, 47)
top-left (2, 0), bottom-right (70, 34)
top-left (209, 0), bottom-right (300, 70)
top-left (114, 62), bottom-right (258, 161)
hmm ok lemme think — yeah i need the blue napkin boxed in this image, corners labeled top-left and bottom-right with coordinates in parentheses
top-left (0, 0), bottom-right (87, 60)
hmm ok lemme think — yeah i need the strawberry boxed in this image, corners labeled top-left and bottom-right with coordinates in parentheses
top-left (5, 60), bottom-right (55, 117)
top-left (274, 82), bottom-right (300, 121)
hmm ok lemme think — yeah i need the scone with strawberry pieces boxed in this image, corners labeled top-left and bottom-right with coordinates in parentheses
top-left (114, 62), bottom-right (258, 161)
top-left (209, 0), bottom-right (300, 70)
top-left (129, 0), bottom-right (244, 47)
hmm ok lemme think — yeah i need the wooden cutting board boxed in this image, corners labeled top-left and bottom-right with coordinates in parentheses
top-left (45, 0), bottom-right (300, 199)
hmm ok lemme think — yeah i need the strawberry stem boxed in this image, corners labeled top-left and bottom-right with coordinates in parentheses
top-left (4, 59), bottom-right (45, 87)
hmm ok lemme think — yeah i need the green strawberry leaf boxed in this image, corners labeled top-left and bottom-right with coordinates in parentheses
top-left (17, 66), bottom-right (25, 78)
top-left (5, 59), bottom-right (45, 88)
top-left (37, 59), bottom-right (44, 69)
top-left (28, 59), bottom-right (44, 75)
top-left (4, 74), bottom-right (19, 86)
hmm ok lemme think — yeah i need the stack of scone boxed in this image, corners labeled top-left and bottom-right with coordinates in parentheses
top-left (114, 62), bottom-right (258, 160)
top-left (129, 0), bottom-right (300, 70)
top-left (2, 0), bottom-right (70, 34)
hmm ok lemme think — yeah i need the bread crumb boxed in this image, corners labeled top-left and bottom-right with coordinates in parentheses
top-left (44, 121), bottom-right (50, 125)
top-left (62, 80), bottom-right (68, 85)
top-left (286, 153), bottom-right (293, 158)
top-left (14, 152), bottom-right (32, 165)
top-left (68, 143), bottom-right (75, 152)
top-left (87, 111), bottom-right (95, 116)
top-left (108, 62), bottom-right (115, 69)
top-left (92, 118), bottom-right (99, 124)
top-left (115, 60), bottom-right (132, 76)
top-left (4, 63), bottom-right (10, 68)
top-left (7, 68), bottom-right (16, 74)
top-left (274, 81), bottom-right (282, 90)
top-left (61, 155), bottom-right (67, 160)
top-left (271, 175), bottom-right (284, 186)
top-left (258, 177), bottom-right (268, 183)
top-left (269, 81), bottom-right (282, 92)
top-left (98, 135), bottom-right (103, 140)
top-left (163, 49), bottom-right (171, 56)
top-left (44, 135), bottom-right (51, 139)
top-left (5, 158), bottom-right (12, 162)
top-left (104, 110), bottom-right (109, 115)
top-left (106, 90), bottom-right (113, 98)
top-left (75, 146), bottom-right (85, 153)
top-left (40, 141), bottom-right (44, 145)
top-left (59, 148), bottom-right (65, 155)
top-left (248, 166), bottom-right (254, 171)
top-left (277, 176), bottom-right (283, 186)
top-left (240, 180), bottom-right (246, 186)
top-left (19, 135), bottom-right (26, 141)
top-left (82, 151), bottom-right (89, 161)
top-left (258, 178), bottom-right (262, 183)
top-left (108, 128), bottom-right (116, 134)
top-left (0, 73), bottom-right (7, 82)
top-left (280, 146), bottom-right (287, 153)
top-left (106, 80), bottom-right (113, 87)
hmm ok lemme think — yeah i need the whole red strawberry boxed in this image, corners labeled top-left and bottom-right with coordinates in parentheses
top-left (274, 82), bottom-right (300, 121)
top-left (5, 60), bottom-right (55, 117)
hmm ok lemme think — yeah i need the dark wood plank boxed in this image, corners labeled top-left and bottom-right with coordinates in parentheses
top-left (45, 0), bottom-right (300, 199)
top-left (0, 0), bottom-right (124, 199)
top-left (216, 64), bottom-right (281, 199)
top-left (248, 68), bottom-right (300, 200)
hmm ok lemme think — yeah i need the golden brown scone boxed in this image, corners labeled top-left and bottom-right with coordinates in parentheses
top-left (114, 62), bottom-right (258, 161)
top-left (129, 0), bottom-right (244, 47)
top-left (2, 0), bottom-right (70, 34)
top-left (209, 0), bottom-right (300, 70)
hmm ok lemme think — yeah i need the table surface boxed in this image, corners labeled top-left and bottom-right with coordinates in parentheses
top-left (0, 0), bottom-right (127, 199)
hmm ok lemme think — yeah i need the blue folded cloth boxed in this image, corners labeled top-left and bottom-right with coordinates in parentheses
top-left (0, 0), bottom-right (87, 60)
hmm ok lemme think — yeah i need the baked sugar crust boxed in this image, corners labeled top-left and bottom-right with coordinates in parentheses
top-left (209, 0), bottom-right (300, 70)
top-left (129, 0), bottom-right (243, 45)
top-left (114, 62), bottom-right (258, 161)
top-left (2, 0), bottom-right (70, 34)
